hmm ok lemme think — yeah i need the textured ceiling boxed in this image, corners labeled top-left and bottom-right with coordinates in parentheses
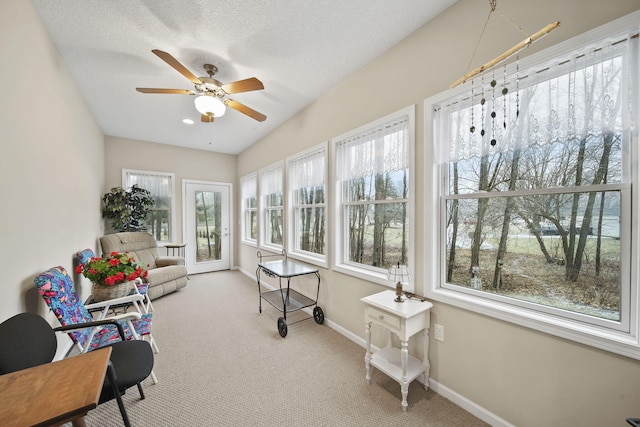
top-left (32, 0), bottom-right (456, 154)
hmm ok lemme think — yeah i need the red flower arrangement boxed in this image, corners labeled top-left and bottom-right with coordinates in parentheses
top-left (76, 251), bottom-right (148, 286)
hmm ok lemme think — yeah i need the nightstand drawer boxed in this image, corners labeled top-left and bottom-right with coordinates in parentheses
top-left (369, 307), bottom-right (400, 330)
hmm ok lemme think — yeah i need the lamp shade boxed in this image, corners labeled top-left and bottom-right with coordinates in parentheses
top-left (194, 95), bottom-right (226, 117)
top-left (387, 264), bottom-right (410, 283)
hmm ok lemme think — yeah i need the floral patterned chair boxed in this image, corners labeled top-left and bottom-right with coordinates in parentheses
top-left (34, 266), bottom-right (158, 383)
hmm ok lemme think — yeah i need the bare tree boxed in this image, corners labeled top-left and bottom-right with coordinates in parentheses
top-left (492, 150), bottom-right (520, 289)
top-left (447, 163), bottom-right (459, 282)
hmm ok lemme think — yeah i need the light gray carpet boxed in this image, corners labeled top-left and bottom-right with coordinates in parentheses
top-left (84, 270), bottom-right (489, 426)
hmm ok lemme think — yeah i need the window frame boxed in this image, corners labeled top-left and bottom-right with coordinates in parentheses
top-left (122, 169), bottom-right (176, 243)
top-left (424, 11), bottom-right (640, 359)
top-left (240, 172), bottom-right (258, 247)
top-left (332, 105), bottom-right (416, 289)
top-left (286, 142), bottom-right (328, 268)
top-left (258, 161), bottom-right (285, 251)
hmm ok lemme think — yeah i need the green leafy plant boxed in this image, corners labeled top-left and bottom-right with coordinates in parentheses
top-left (102, 185), bottom-right (155, 232)
top-left (76, 251), bottom-right (148, 286)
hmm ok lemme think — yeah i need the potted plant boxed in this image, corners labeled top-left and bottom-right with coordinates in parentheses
top-left (76, 251), bottom-right (149, 301)
top-left (102, 185), bottom-right (155, 232)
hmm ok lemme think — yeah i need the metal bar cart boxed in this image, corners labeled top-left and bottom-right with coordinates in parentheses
top-left (256, 249), bottom-right (324, 337)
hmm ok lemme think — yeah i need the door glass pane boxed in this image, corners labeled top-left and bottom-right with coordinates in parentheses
top-left (195, 191), bottom-right (222, 263)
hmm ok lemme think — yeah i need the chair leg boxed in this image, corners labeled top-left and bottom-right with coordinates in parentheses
top-left (147, 334), bottom-right (160, 353)
top-left (136, 382), bottom-right (146, 400)
top-left (144, 296), bottom-right (154, 313)
top-left (106, 361), bottom-right (131, 427)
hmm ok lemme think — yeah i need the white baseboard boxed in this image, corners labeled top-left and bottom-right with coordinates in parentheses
top-left (426, 380), bottom-right (514, 427)
top-left (240, 267), bottom-right (511, 426)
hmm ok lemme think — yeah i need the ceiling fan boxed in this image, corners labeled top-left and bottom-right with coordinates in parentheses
top-left (136, 49), bottom-right (266, 123)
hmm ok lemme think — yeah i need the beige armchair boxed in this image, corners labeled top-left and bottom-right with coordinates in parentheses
top-left (100, 232), bottom-right (188, 300)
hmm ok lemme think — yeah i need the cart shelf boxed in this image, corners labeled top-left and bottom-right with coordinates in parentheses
top-left (260, 288), bottom-right (316, 312)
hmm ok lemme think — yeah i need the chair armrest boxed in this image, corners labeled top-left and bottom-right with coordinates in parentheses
top-left (85, 293), bottom-right (144, 311)
top-left (155, 256), bottom-right (185, 267)
top-left (54, 318), bottom-right (127, 340)
top-left (53, 313), bottom-right (143, 351)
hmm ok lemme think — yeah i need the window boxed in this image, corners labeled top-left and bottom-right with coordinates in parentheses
top-left (287, 143), bottom-right (327, 266)
top-left (426, 12), bottom-right (639, 358)
top-left (123, 169), bottom-right (175, 243)
top-left (259, 162), bottom-right (284, 250)
top-left (333, 106), bottom-right (415, 287)
top-left (240, 173), bottom-right (257, 245)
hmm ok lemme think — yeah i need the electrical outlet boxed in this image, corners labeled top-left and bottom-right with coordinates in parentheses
top-left (434, 324), bottom-right (445, 342)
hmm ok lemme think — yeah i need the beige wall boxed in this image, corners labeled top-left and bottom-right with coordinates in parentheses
top-left (104, 135), bottom-right (237, 256)
top-left (237, 0), bottom-right (640, 425)
top-left (0, 2), bottom-right (105, 317)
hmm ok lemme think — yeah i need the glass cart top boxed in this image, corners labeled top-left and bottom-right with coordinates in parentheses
top-left (258, 260), bottom-right (318, 278)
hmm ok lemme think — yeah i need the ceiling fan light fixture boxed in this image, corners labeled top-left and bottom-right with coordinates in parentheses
top-left (194, 95), bottom-right (226, 117)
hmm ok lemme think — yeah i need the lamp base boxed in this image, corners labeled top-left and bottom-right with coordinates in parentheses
top-left (395, 282), bottom-right (404, 302)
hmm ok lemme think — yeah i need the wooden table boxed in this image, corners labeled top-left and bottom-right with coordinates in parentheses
top-left (0, 347), bottom-right (112, 427)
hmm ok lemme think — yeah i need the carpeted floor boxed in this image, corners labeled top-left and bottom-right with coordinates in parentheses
top-left (84, 270), bottom-right (489, 426)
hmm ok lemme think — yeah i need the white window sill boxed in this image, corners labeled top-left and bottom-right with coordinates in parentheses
top-left (333, 263), bottom-right (415, 293)
top-left (241, 239), bottom-right (257, 248)
top-left (287, 251), bottom-right (328, 269)
top-left (426, 286), bottom-right (640, 360)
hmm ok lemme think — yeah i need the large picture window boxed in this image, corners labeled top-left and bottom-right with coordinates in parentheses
top-left (259, 162), bottom-right (284, 250)
top-left (333, 106), bottom-right (414, 286)
top-left (123, 169), bottom-right (175, 243)
top-left (426, 13), bottom-right (639, 357)
top-left (287, 143), bottom-right (327, 266)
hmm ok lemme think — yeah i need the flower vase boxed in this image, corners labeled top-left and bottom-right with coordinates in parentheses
top-left (92, 281), bottom-right (132, 302)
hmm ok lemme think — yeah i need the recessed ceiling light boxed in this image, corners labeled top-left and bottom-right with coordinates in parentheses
top-left (182, 118), bottom-right (194, 125)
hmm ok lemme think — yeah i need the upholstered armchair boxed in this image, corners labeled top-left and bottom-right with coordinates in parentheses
top-left (100, 232), bottom-right (188, 300)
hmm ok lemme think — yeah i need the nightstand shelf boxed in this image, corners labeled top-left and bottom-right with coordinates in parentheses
top-left (370, 346), bottom-right (425, 384)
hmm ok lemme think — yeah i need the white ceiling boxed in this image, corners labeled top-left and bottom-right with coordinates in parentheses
top-left (32, 0), bottom-right (456, 155)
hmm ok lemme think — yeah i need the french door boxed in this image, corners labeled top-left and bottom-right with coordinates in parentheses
top-left (183, 181), bottom-right (231, 274)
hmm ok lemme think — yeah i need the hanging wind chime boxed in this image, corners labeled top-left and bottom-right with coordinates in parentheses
top-left (452, 0), bottom-right (559, 147)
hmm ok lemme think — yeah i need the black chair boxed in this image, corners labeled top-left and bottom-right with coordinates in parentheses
top-left (0, 312), bottom-right (154, 427)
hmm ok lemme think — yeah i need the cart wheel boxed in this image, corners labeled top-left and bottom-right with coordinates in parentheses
top-left (313, 306), bottom-right (325, 324)
top-left (277, 317), bottom-right (288, 338)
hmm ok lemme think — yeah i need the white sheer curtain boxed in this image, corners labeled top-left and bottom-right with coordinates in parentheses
top-left (259, 163), bottom-right (283, 199)
top-left (434, 30), bottom-right (637, 164)
top-left (335, 116), bottom-right (409, 180)
top-left (288, 147), bottom-right (326, 190)
top-left (241, 173), bottom-right (256, 202)
top-left (124, 171), bottom-right (173, 198)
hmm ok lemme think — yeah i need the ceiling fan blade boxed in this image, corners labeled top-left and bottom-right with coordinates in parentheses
top-left (136, 88), bottom-right (195, 95)
top-left (201, 114), bottom-right (214, 123)
top-left (151, 49), bottom-right (203, 85)
top-left (221, 77), bottom-right (264, 94)
top-left (225, 99), bottom-right (267, 122)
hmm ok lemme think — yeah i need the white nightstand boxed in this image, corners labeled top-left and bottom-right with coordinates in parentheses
top-left (361, 290), bottom-right (433, 411)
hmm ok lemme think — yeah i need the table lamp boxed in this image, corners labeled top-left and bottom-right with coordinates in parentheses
top-left (387, 263), bottom-right (410, 302)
